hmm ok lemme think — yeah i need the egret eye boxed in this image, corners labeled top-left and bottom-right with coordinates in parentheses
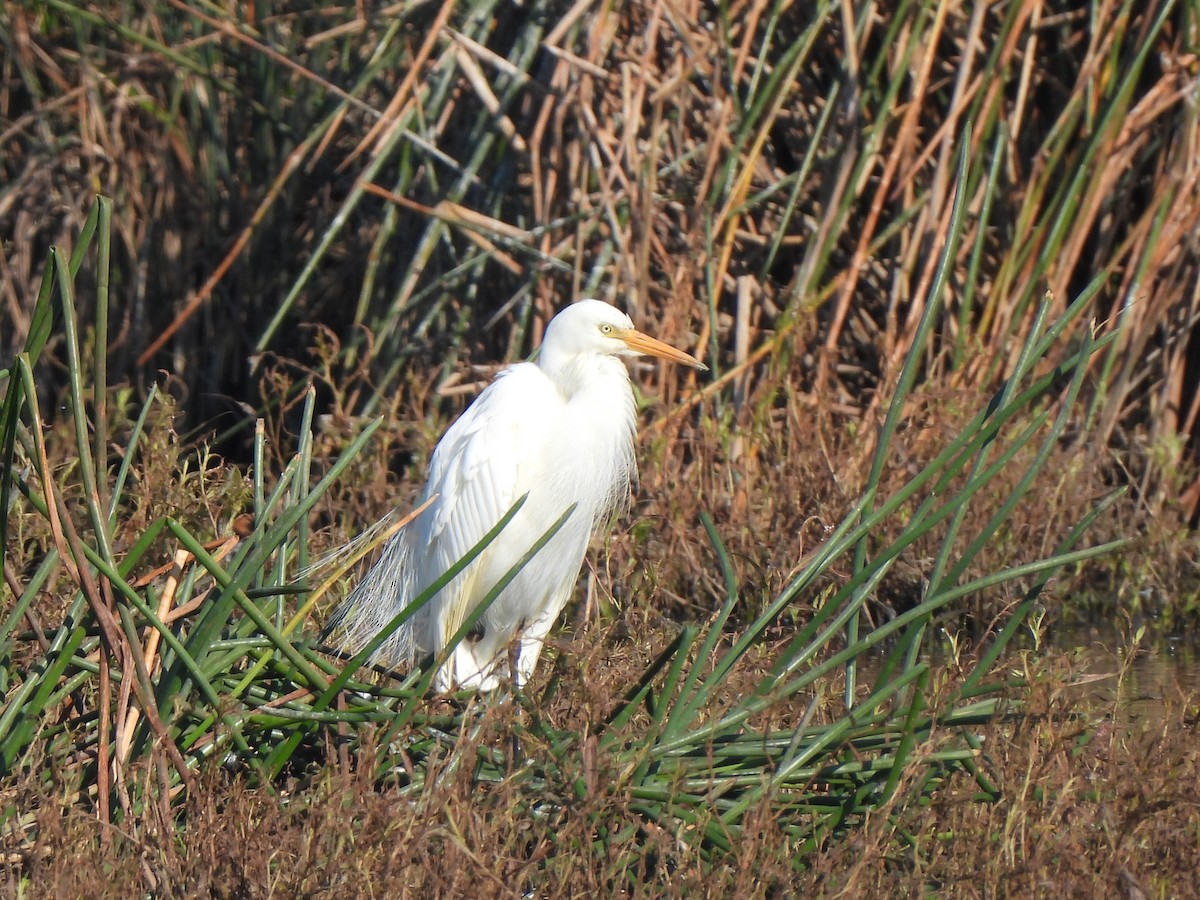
top-left (599, 323), bottom-right (613, 335)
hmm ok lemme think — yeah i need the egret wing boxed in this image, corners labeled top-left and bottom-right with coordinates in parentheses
top-left (414, 364), bottom-right (561, 637)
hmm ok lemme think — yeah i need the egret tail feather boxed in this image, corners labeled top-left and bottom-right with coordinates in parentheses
top-left (325, 531), bottom-right (418, 668)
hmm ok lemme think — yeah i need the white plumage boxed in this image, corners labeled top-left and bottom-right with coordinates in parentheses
top-left (330, 299), bottom-right (706, 691)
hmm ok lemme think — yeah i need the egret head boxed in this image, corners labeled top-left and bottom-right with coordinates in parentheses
top-left (543, 299), bottom-right (708, 371)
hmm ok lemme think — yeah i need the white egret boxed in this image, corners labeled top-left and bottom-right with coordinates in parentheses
top-left (330, 299), bottom-right (707, 692)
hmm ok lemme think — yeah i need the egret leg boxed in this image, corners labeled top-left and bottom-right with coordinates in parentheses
top-left (507, 639), bottom-right (521, 690)
top-left (431, 641), bottom-right (492, 692)
top-left (432, 646), bottom-right (465, 693)
top-left (452, 627), bottom-right (511, 691)
top-left (513, 596), bottom-right (565, 686)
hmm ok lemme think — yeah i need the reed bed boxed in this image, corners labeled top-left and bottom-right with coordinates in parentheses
top-left (1, 0), bottom-right (1197, 891)
top-left (3, 3), bottom-right (1197, 469)
top-left (1, 191), bottom-right (1121, 884)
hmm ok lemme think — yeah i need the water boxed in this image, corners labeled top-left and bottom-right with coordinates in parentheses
top-left (1050, 626), bottom-right (1200, 728)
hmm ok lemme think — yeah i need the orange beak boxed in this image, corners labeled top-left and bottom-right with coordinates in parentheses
top-left (618, 329), bottom-right (708, 371)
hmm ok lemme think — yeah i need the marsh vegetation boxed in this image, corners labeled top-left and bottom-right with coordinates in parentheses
top-left (2, 1), bottom-right (1199, 894)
